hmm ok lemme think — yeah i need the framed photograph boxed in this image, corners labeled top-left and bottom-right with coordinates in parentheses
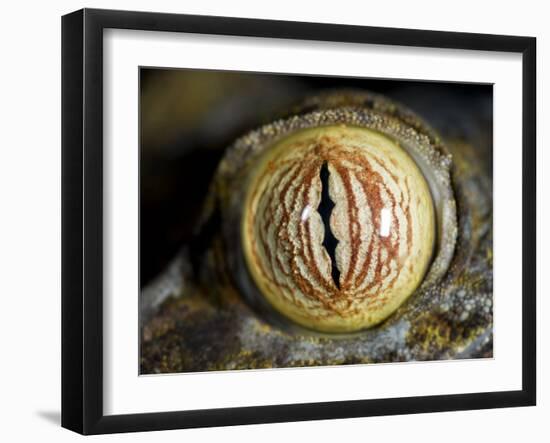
top-left (61, 8), bottom-right (536, 434)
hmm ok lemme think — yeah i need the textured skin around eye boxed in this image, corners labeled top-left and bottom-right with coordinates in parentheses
top-left (242, 125), bottom-right (435, 332)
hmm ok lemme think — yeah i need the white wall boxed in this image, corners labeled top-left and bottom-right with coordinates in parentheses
top-left (0, 0), bottom-right (546, 441)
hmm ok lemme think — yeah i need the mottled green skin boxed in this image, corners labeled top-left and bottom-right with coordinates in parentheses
top-left (140, 91), bottom-right (492, 374)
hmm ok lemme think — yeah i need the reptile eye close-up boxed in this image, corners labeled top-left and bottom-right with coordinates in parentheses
top-left (243, 124), bottom-right (443, 333)
top-left (140, 70), bottom-right (492, 373)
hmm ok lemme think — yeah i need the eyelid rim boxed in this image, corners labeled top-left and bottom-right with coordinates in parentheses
top-left (214, 91), bottom-right (457, 333)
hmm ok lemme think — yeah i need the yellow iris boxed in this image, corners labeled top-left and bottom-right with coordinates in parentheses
top-left (241, 125), bottom-right (435, 333)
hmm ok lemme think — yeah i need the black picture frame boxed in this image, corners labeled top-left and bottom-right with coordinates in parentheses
top-left (61, 8), bottom-right (537, 435)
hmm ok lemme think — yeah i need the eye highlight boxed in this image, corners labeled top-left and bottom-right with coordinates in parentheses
top-left (242, 125), bottom-right (436, 333)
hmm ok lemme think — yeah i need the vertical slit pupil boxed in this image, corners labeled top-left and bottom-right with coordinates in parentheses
top-left (318, 162), bottom-right (341, 289)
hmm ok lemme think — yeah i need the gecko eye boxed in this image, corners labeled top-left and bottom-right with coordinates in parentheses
top-left (237, 109), bottom-right (457, 333)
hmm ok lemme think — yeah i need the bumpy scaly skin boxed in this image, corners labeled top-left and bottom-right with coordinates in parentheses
top-left (140, 91), bottom-right (492, 373)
